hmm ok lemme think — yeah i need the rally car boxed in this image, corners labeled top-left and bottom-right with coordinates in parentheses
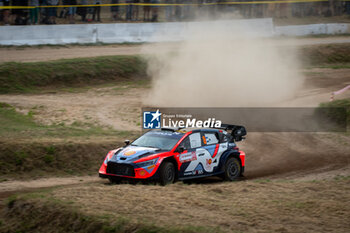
top-left (99, 124), bottom-right (247, 185)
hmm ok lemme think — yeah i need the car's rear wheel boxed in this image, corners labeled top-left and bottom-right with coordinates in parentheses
top-left (223, 157), bottom-right (241, 181)
top-left (159, 162), bottom-right (175, 186)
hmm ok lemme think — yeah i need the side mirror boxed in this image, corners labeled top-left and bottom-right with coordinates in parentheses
top-left (176, 146), bottom-right (185, 153)
top-left (124, 140), bottom-right (130, 146)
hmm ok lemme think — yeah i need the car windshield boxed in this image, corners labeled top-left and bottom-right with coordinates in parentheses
top-left (131, 131), bottom-right (183, 151)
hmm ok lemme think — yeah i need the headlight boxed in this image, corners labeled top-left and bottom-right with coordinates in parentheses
top-left (136, 158), bottom-right (158, 168)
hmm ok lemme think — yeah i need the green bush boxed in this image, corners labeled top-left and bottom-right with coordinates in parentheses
top-left (318, 98), bottom-right (350, 129)
top-left (0, 56), bottom-right (147, 94)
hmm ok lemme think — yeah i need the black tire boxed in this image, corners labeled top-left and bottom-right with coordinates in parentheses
top-left (108, 176), bottom-right (121, 184)
top-left (223, 157), bottom-right (241, 181)
top-left (159, 162), bottom-right (175, 186)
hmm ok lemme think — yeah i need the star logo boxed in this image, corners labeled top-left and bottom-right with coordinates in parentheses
top-left (143, 109), bottom-right (162, 129)
top-left (151, 109), bottom-right (162, 122)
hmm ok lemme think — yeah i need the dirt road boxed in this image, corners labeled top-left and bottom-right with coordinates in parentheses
top-left (0, 85), bottom-right (147, 131)
top-left (1, 37), bottom-right (350, 63)
top-left (1, 39), bottom-right (350, 220)
top-left (1, 68), bottom-right (349, 131)
top-left (0, 176), bottom-right (99, 194)
top-left (0, 67), bottom-right (349, 198)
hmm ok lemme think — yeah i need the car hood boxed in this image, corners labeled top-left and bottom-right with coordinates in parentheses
top-left (110, 145), bottom-right (162, 163)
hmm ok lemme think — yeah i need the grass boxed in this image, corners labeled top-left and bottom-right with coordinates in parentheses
top-left (334, 175), bottom-right (350, 181)
top-left (2, 178), bottom-right (350, 233)
top-left (0, 43), bottom-right (350, 94)
top-left (317, 63), bottom-right (350, 69)
top-left (253, 179), bottom-right (271, 183)
top-left (301, 43), bottom-right (350, 66)
top-left (0, 102), bottom-right (133, 139)
top-left (1, 194), bottom-right (214, 233)
top-left (0, 137), bottom-right (125, 179)
top-left (318, 98), bottom-right (350, 128)
top-left (0, 55), bottom-right (147, 94)
top-left (0, 102), bottom-right (141, 178)
top-left (298, 34), bottom-right (350, 39)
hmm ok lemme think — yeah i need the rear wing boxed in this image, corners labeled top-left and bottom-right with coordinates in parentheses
top-left (220, 124), bottom-right (247, 142)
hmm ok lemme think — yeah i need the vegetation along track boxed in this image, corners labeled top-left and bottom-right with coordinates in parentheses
top-left (0, 40), bottom-right (350, 233)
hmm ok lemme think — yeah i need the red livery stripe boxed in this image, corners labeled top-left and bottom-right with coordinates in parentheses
top-left (212, 144), bottom-right (219, 158)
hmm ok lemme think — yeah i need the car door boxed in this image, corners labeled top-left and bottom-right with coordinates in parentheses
top-left (199, 131), bottom-right (221, 173)
top-left (181, 131), bottom-right (221, 175)
top-left (177, 132), bottom-right (204, 177)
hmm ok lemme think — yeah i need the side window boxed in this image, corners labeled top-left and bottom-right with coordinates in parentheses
top-left (189, 133), bottom-right (202, 148)
top-left (179, 137), bottom-right (191, 150)
top-left (204, 133), bottom-right (219, 145)
top-left (219, 132), bottom-right (228, 143)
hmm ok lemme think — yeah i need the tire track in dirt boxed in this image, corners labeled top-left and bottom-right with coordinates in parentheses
top-left (0, 40), bottom-right (350, 192)
top-left (0, 176), bottom-right (101, 207)
top-left (242, 132), bottom-right (350, 180)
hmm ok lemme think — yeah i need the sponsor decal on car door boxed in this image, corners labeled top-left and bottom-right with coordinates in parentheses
top-left (178, 132), bottom-right (203, 176)
top-left (184, 132), bottom-right (227, 174)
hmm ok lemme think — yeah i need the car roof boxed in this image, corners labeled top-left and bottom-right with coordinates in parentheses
top-left (160, 127), bottom-right (222, 134)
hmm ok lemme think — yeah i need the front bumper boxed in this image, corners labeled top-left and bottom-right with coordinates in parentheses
top-left (99, 161), bottom-right (159, 179)
top-left (107, 162), bottom-right (135, 177)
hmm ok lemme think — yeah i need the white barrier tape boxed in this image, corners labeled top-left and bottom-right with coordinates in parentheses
top-left (330, 84), bottom-right (350, 101)
top-left (333, 85), bottom-right (350, 96)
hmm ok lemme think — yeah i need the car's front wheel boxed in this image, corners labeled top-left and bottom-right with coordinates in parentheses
top-left (223, 157), bottom-right (241, 181)
top-left (159, 162), bottom-right (175, 186)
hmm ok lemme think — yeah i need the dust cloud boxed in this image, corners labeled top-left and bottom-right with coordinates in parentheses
top-left (142, 21), bottom-right (304, 107)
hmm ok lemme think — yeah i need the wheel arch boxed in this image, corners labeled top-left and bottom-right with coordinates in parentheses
top-left (160, 156), bottom-right (179, 181)
top-left (219, 151), bottom-right (242, 172)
